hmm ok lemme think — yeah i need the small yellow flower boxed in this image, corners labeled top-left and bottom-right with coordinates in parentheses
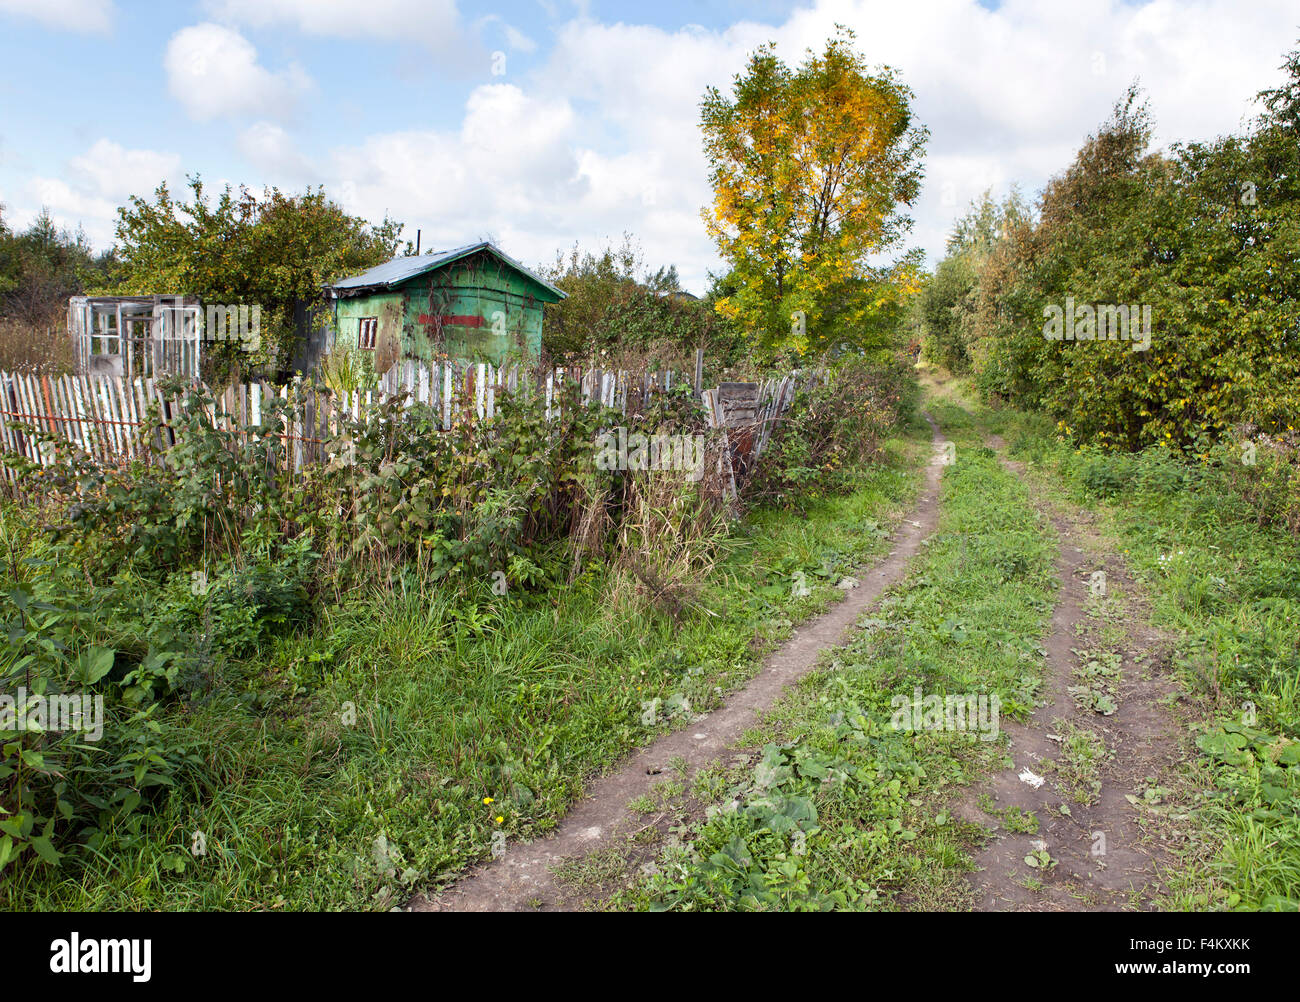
top-left (482, 797), bottom-right (493, 805)
top-left (495, 816), bottom-right (504, 824)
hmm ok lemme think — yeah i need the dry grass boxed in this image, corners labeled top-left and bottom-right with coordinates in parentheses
top-left (0, 314), bottom-right (75, 374)
top-left (605, 459), bottom-right (733, 621)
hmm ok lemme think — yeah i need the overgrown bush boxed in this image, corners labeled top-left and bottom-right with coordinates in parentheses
top-left (0, 352), bottom-right (913, 881)
top-left (746, 353), bottom-right (912, 508)
top-left (928, 43), bottom-right (1300, 454)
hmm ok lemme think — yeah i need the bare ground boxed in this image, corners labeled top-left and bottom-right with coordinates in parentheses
top-left (957, 436), bottom-right (1191, 911)
top-left (408, 415), bottom-right (947, 912)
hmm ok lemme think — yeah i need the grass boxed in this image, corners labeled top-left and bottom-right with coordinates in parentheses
top-left (938, 373), bottom-right (1300, 912)
top-left (612, 392), bottom-right (1062, 910)
top-left (1, 423), bottom-right (926, 910)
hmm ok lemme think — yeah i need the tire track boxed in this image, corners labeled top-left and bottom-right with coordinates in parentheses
top-left (409, 415), bottom-right (947, 912)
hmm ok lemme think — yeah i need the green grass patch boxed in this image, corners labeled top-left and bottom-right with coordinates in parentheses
top-left (1, 432), bottom-right (924, 911)
top-left (614, 408), bottom-right (1061, 910)
top-left (945, 376), bottom-right (1300, 912)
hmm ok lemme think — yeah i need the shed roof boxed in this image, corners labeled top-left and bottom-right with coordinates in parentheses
top-left (329, 241), bottom-right (565, 300)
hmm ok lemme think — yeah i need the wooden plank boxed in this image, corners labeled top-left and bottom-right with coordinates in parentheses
top-left (47, 376), bottom-right (71, 456)
top-left (100, 377), bottom-right (123, 459)
top-left (114, 377), bottom-right (134, 459)
top-left (442, 364), bottom-right (452, 430)
top-left (0, 374), bottom-right (14, 482)
top-left (9, 375), bottom-right (30, 462)
top-left (82, 375), bottom-right (106, 460)
top-left (16, 375), bottom-right (42, 464)
top-left (112, 377), bottom-right (134, 460)
top-left (31, 374), bottom-right (54, 465)
top-left (11, 375), bottom-right (31, 463)
top-left (70, 374), bottom-right (93, 457)
top-left (75, 375), bottom-right (97, 459)
top-left (0, 372), bottom-right (18, 463)
top-left (132, 378), bottom-right (151, 462)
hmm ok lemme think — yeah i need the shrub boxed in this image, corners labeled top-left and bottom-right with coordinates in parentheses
top-left (747, 353), bottom-right (911, 508)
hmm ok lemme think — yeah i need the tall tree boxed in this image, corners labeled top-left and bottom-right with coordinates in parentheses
top-left (107, 177), bottom-right (406, 380)
top-left (0, 208), bottom-right (111, 325)
top-left (700, 27), bottom-right (927, 361)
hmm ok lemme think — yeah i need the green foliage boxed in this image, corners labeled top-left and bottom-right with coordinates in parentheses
top-left (0, 559), bottom-right (205, 876)
top-left (746, 353), bottom-right (912, 506)
top-left (994, 393), bottom-right (1300, 910)
top-left (916, 190), bottom-right (1028, 373)
top-left (0, 409), bottom-right (919, 908)
top-left (539, 235), bottom-right (732, 365)
top-left (700, 27), bottom-right (927, 362)
top-left (0, 207), bottom-right (114, 325)
top-left (917, 254), bottom-right (977, 372)
top-left (626, 422), bottom-right (1055, 911)
top-left (930, 44), bottom-right (1300, 452)
top-left (103, 177), bottom-right (406, 381)
top-left (0, 327), bottom-right (916, 901)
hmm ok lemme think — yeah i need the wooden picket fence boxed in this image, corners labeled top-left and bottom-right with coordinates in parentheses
top-left (0, 359), bottom-right (805, 490)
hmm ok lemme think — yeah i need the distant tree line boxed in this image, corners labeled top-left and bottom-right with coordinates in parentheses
top-left (916, 41), bottom-right (1300, 451)
top-left (539, 233), bottom-right (745, 370)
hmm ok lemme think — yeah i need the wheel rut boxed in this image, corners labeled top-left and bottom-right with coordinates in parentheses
top-left (409, 414), bottom-right (948, 912)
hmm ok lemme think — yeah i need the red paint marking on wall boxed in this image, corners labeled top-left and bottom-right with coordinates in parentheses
top-left (417, 314), bottom-right (485, 328)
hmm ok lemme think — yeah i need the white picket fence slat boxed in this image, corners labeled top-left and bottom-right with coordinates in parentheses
top-left (0, 359), bottom-right (805, 487)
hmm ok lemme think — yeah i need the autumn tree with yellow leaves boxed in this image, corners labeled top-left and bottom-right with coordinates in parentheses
top-left (700, 28), bottom-right (927, 362)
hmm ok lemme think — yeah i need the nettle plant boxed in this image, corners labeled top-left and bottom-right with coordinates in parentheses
top-left (0, 548), bottom-right (205, 875)
top-left (332, 377), bottom-right (628, 586)
top-left (19, 377), bottom-right (314, 573)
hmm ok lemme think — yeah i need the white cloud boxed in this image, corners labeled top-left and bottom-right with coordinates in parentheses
top-left (69, 139), bottom-right (182, 201)
top-left (164, 22), bottom-right (313, 122)
top-left (207, 1), bottom-right (533, 73)
top-left (21, 177), bottom-right (117, 244)
top-left (299, 0), bottom-right (1299, 292)
top-left (476, 13), bottom-right (538, 54)
top-left (0, 0), bottom-right (113, 34)
top-left (10, 141), bottom-right (176, 248)
top-left (503, 24), bottom-right (538, 54)
top-left (237, 121), bottom-right (317, 181)
top-left (206, 0), bottom-right (459, 40)
top-left (16, 0), bottom-right (1300, 292)
top-left (464, 0), bottom-right (1297, 286)
top-left (329, 83), bottom-right (586, 251)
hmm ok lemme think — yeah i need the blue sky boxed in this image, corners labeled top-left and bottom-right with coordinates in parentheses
top-left (1, 0), bottom-right (1296, 292)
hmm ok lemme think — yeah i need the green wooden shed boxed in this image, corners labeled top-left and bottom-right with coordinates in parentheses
top-left (325, 241), bottom-right (565, 367)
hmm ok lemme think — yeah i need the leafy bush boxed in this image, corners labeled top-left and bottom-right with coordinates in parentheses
top-left (932, 44), bottom-right (1300, 454)
top-left (1208, 433), bottom-right (1300, 534)
top-left (747, 353), bottom-right (912, 507)
top-left (0, 344), bottom-right (914, 888)
top-left (0, 570), bottom-right (207, 875)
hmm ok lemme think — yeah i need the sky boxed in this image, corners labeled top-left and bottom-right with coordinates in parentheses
top-left (0, 0), bottom-right (1296, 293)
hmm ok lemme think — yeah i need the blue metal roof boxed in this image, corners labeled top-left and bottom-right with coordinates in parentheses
top-left (329, 241), bottom-right (565, 299)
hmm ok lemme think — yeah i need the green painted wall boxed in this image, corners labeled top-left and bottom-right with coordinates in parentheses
top-left (332, 251), bottom-right (558, 367)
